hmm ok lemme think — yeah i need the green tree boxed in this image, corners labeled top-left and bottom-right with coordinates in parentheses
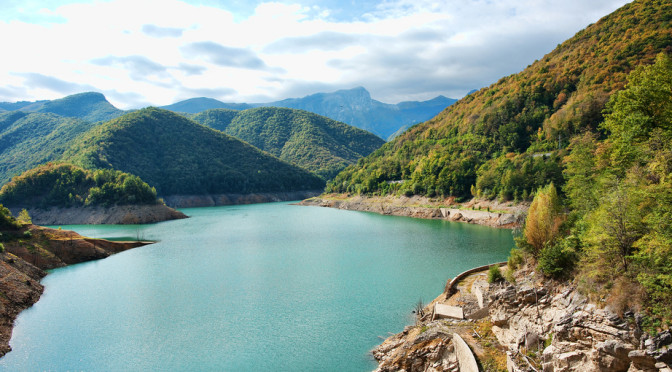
top-left (17, 209), bottom-right (32, 225)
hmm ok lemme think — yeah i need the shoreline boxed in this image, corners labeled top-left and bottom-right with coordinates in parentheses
top-left (11, 204), bottom-right (187, 225)
top-left (0, 225), bottom-right (152, 357)
top-left (299, 194), bottom-right (528, 229)
top-left (163, 190), bottom-right (323, 208)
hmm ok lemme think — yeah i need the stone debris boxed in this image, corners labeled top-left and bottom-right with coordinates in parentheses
top-left (372, 264), bottom-right (672, 372)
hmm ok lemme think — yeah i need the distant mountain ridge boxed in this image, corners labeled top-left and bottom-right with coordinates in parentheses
top-left (1, 87), bottom-right (457, 140)
top-left (1, 92), bottom-right (124, 123)
top-left (161, 87), bottom-right (457, 139)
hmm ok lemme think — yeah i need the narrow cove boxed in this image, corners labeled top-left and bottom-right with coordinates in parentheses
top-left (0, 202), bottom-right (513, 371)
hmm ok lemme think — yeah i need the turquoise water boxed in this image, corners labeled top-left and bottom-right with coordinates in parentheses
top-left (0, 202), bottom-right (513, 371)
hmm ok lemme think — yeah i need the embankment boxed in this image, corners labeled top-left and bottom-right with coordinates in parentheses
top-left (0, 225), bottom-right (152, 357)
top-left (373, 263), bottom-right (672, 371)
top-left (164, 190), bottom-right (323, 208)
top-left (299, 194), bottom-right (527, 228)
top-left (12, 204), bottom-right (187, 225)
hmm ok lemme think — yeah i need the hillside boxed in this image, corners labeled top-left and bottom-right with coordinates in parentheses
top-left (163, 87), bottom-right (455, 139)
top-left (327, 0), bottom-right (672, 200)
top-left (23, 92), bottom-right (125, 123)
top-left (0, 163), bottom-right (158, 208)
top-left (61, 108), bottom-right (325, 196)
top-left (191, 107), bottom-right (385, 180)
top-left (0, 206), bottom-right (153, 356)
top-left (0, 111), bottom-right (98, 184)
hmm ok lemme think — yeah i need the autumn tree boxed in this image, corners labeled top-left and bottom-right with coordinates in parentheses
top-left (523, 182), bottom-right (563, 256)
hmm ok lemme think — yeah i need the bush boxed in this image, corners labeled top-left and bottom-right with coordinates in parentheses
top-left (488, 264), bottom-right (504, 283)
top-left (538, 240), bottom-right (576, 278)
top-left (508, 247), bottom-right (525, 270)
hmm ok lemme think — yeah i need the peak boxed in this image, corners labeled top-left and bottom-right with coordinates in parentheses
top-left (62, 92), bottom-right (107, 101)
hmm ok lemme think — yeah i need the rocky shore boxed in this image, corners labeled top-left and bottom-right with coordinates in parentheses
top-left (11, 204), bottom-right (187, 225)
top-left (299, 194), bottom-right (527, 228)
top-left (0, 225), bottom-right (152, 357)
top-left (164, 190), bottom-right (323, 208)
top-left (372, 263), bottom-right (672, 372)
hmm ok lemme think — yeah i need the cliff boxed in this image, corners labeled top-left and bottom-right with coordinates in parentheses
top-left (13, 204), bottom-right (187, 225)
top-left (372, 264), bottom-right (672, 372)
top-left (0, 225), bottom-right (152, 357)
top-left (299, 194), bottom-right (527, 228)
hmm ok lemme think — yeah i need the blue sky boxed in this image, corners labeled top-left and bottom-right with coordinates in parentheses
top-left (0, 0), bottom-right (631, 109)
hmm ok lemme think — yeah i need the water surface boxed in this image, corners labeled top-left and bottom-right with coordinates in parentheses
top-left (0, 202), bottom-right (513, 371)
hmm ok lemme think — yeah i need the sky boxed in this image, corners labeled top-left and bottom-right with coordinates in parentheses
top-left (0, 0), bottom-right (631, 109)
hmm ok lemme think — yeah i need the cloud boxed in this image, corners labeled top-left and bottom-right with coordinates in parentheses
top-left (141, 24), bottom-right (184, 38)
top-left (177, 63), bottom-right (207, 76)
top-left (181, 41), bottom-right (269, 70)
top-left (0, 0), bottom-right (632, 107)
top-left (264, 31), bottom-right (361, 53)
top-left (0, 85), bottom-right (28, 102)
top-left (92, 55), bottom-right (167, 75)
top-left (13, 73), bottom-right (96, 95)
top-left (173, 87), bottom-right (238, 102)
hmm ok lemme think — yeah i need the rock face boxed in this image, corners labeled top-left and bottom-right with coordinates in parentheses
top-left (300, 195), bottom-right (526, 228)
top-left (372, 265), bottom-right (672, 372)
top-left (0, 225), bottom-right (152, 357)
top-left (14, 204), bottom-right (187, 225)
top-left (488, 273), bottom-right (672, 372)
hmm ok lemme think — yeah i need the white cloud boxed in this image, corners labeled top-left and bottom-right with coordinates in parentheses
top-left (0, 0), bottom-right (632, 108)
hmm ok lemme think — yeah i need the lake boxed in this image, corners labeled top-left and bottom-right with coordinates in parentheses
top-left (0, 202), bottom-right (513, 371)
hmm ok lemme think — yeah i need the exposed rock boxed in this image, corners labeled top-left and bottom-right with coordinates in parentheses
top-left (373, 264), bottom-right (672, 372)
top-left (300, 194), bottom-right (527, 228)
top-left (165, 190), bottom-right (322, 208)
top-left (0, 225), bottom-right (152, 357)
top-left (16, 204), bottom-right (187, 225)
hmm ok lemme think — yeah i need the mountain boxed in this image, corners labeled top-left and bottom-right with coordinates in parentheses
top-left (0, 92), bottom-right (124, 123)
top-left (0, 99), bottom-right (48, 112)
top-left (191, 107), bottom-right (386, 180)
top-left (0, 162), bottom-right (159, 208)
top-left (0, 111), bottom-right (99, 184)
top-left (60, 108), bottom-right (325, 196)
top-left (160, 97), bottom-right (253, 113)
top-left (26, 92), bottom-right (125, 123)
top-left (327, 0), bottom-right (672, 200)
top-left (162, 87), bottom-right (456, 139)
top-left (268, 87), bottom-right (456, 140)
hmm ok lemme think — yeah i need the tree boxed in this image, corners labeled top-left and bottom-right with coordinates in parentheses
top-left (17, 209), bottom-right (32, 225)
top-left (523, 182), bottom-right (563, 255)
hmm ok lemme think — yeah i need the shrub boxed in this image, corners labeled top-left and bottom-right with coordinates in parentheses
top-left (488, 264), bottom-right (504, 283)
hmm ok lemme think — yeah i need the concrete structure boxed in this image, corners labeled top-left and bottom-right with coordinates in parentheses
top-left (432, 303), bottom-right (464, 320)
top-left (453, 333), bottom-right (479, 372)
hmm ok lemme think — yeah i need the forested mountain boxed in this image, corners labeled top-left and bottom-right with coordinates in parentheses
top-left (26, 92), bottom-right (125, 123)
top-left (328, 0), bottom-right (672, 200)
top-left (161, 97), bottom-right (253, 113)
top-left (0, 99), bottom-right (48, 112)
top-left (163, 87), bottom-right (456, 139)
top-left (191, 107), bottom-right (385, 180)
top-left (1, 92), bottom-right (126, 123)
top-left (60, 108), bottom-right (325, 196)
top-left (0, 163), bottom-right (158, 208)
top-left (0, 111), bottom-right (98, 184)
